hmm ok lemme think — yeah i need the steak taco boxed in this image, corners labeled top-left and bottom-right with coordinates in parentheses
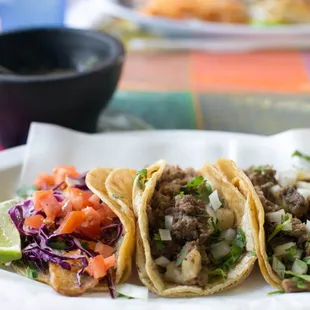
top-left (5, 165), bottom-right (136, 297)
top-left (132, 160), bottom-right (257, 297)
top-left (216, 158), bottom-right (310, 293)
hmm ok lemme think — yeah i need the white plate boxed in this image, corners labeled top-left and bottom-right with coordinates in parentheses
top-left (1, 123), bottom-right (310, 310)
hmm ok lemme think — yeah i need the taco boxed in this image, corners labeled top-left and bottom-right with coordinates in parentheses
top-left (216, 158), bottom-right (310, 293)
top-left (132, 160), bottom-right (257, 297)
top-left (6, 165), bottom-right (136, 297)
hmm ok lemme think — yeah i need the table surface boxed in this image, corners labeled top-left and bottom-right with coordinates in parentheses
top-left (105, 50), bottom-right (310, 135)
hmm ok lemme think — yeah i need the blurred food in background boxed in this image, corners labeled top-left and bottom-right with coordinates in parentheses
top-left (250, 0), bottom-right (310, 25)
top-left (137, 0), bottom-right (310, 25)
top-left (140, 0), bottom-right (249, 23)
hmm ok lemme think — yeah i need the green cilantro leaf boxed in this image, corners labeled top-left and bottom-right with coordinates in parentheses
top-left (136, 169), bottom-right (148, 190)
top-left (176, 247), bottom-right (188, 267)
top-left (48, 240), bottom-right (68, 250)
top-left (16, 185), bottom-right (37, 198)
top-left (181, 176), bottom-right (213, 202)
top-left (117, 293), bottom-right (134, 299)
top-left (208, 268), bottom-right (226, 278)
top-left (25, 262), bottom-right (39, 280)
top-left (292, 150), bottom-right (310, 162)
top-left (303, 257), bottom-right (310, 265)
top-left (153, 233), bottom-right (164, 251)
top-left (252, 165), bottom-right (273, 175)
top-left (81, 241), bottom-right (90, 250)
top-left (285, 271), bottom-right (310, 282)
top-left (267, 290), bottom-right (285, 296)
top-left (112, 194), bottom-right (124, 199)
top-left (292, 277), bottom-right (308, 289)
top-left (233, 228), bottom-right (246, 248)
top-left (249, 250), bottom-right (256, 257)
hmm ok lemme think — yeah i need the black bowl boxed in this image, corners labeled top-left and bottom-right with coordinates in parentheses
top-left (0, 27), bottom-right (125, 148)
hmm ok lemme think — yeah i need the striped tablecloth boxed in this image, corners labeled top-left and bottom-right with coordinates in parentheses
top-left (105, 50), bottom-right (310, 135)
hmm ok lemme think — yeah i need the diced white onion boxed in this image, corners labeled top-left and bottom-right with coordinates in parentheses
top-left (155, 256), bottom-right (171, 268)
top-left (281, 213), bottom-right (292, 232)
top-left (266, 209), bottom-right (285, 224)
top-left (270, 185), bottom-right (281, 196)
top-left (211, 241), bottom-right (231, 259)
top-left (294, 249), bottom-right (303, 260)
top-left (221, 228), bottom-right (236, 242)
top-left (115, 284), bottom-right (149, 300)
top-left (209, 190), bottom-right (222, 211)
top-left (278, 170), bottom-right (298, 187)
top-left (272, 256), bottom-right (286, 279)
top-left (292, 259), bottom-right (308, 275)
top-left (306, 220), bottom-right (310, 233)
top-left (274, 242), bottom-right (296, 257)
top-left (206, 206), bottom-right (217, 219)
top-left (159, 229), bottom-right (172, 241)
top-left (297, 181), bottom-right (310, 190)
top-left (297, 188), bottom-right (310, 200)
top-left (165, 215), bottom-right (173, 230)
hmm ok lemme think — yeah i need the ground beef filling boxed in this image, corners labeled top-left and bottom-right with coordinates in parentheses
top-left (148, 166), bottom-right (214, 285)
top-left (245, 166), bottom-right (310, 292)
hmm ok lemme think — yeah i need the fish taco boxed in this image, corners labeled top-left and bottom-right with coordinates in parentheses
top-left (132, 160), bottom-right (257, 297)
top-left (216, 158), bottom-right (310, 293)
top-left (5, 165), bottom-right (136, 297)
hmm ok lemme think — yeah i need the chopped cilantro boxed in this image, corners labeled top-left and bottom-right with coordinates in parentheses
top-left (16, 185), bottom-right (37, 198)
top-left (112, 193), bottom-right (124, 199)
top-left (233, 229), bottom-right (246, 248)
top-left (292, 150), bottom-right (310, 162)
top-left (292, 277), bottom-right (308, 289)
top-left (153, 233), bottom-right (164, 251)
top-left (285, 271), bottom-right (310, 282)
top-left (213, 229), bottom-right (246, 272)
top-left (117, 293), bottom-right (134, 299)
top-left (81, 241), bottom-right (90, 250)
top-left (267, 290), bottom-right (285, 296)
top-left (253, 166), bottom-right (270, 175)
top-left (48, 240), bottom-right (68, 250)
top-left (208, 268), bottom-right (226, 278)
top-left (176, 247), bottom-right (188, 267)
top-left (25, 262), bottom-right (39, 280)
top-left (181, 176), bottom-right (213, 202)
top-left (249, 250), bottom-right (256, 257)
top-left (179, 191), bottom-right (184, 198)
top-left (268, 214), bottom-right (291, 242)
top-left (136, 169), bottom-right (148, 190)
top-left (303, 257), bottom-right (310, 265)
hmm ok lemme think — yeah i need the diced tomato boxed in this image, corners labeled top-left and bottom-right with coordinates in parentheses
top-left (24, 214), bottom-right (44, 229)
top-left (33, 190), bottom-right (61, 222)
top-left (34, 173), bottom-right (55, 190)
top-left (100, 203), bottom-right (117, 219)
top-left (104, 254), bottom-right (116, 270)
top-left (53, 165), bottom-right (80, 184)
top-left (96, 207), bottom-right (112, 226)
top-left (68, 188), bottom-right (92, 211)
top-left (57, 211), bottom-right (86, 234)
top-left (76, 207), bottom-right (101, 239)
top-left (85, 255), bottom-right (107, 279)
top-left (95, 242), bottom-right (114, 258)
top-left (88, 194), bottom-right (101, 210)
top-left (58, 199), bottom-right (73, 218)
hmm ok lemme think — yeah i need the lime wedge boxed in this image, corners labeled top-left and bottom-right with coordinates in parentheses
top-left (0, 199), bottom-right (22, 264)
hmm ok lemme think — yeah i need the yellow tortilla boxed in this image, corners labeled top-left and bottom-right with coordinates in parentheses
top-left (13, 167), bottom-right (136, 296)
top-left (216, 159), bottom-right (282, 289)
top-left (133, 159), bottom-right (257, 297)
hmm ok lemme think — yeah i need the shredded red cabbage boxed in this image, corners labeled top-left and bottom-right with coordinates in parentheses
top-left (106, 269), bottom-right (116, 299)
top-left (8, 177), bottom-right (122, 299)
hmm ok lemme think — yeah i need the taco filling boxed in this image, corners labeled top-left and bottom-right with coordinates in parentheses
top-left (245, 165), bottom-right (310, 293)
top-left (8, 166), bottom-right (122, 297)
top-left (146, 165), bottom-right (247, 286)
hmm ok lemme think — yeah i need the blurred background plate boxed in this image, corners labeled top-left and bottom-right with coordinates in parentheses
top-left (100, 0), bottom-right (310, 37)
